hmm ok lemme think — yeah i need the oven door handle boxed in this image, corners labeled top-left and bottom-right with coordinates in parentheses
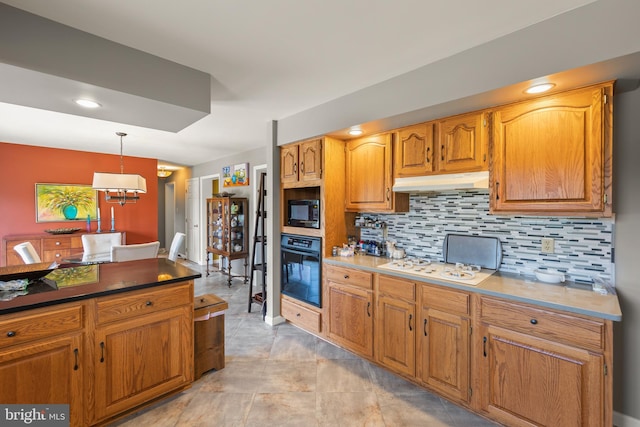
top-left (281, 248), bottom-right (318, 257)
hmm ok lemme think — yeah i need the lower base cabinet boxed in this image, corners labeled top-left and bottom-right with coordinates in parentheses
top-left (320, 265), bottom-right (614, 427)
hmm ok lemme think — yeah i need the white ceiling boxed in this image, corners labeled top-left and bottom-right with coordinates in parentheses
top-left (0, 0), bottom-right (597, 167)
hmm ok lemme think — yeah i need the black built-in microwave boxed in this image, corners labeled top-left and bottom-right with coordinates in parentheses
top-left (287, 199), bottom-right (320, 229)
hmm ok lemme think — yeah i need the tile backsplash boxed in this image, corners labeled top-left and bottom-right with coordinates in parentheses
top-left (359, 190), bottom-right (614, 284)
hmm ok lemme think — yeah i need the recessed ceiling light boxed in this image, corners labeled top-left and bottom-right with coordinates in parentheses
top-left (348, 128), bottom-right (363, 136)
top-left (74, 99), bottom-right (101, 108)
top-left (525, 83), bottom-right (555, 94)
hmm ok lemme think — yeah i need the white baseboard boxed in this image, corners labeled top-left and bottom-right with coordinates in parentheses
top-left (265, 315), bottom-right (286, 326)
top-left (615, 411), bottom-right (640, 427)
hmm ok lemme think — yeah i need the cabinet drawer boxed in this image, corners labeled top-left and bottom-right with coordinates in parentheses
top-left (43, 238), bottom-right (71, 250)
top-left (325, 265), bottom-right (372, 290)
top-left (480, 297), bottom-right (605, 351)
top-left (43, 249), bottom-right (71, 262)
top-left (281, 298), bottom-right (321, 334)
top-left (0, 304), bottom-right (83, 347)
top-left (421, 285), bottom-right (470, 316)
top-left (379, 274), bottom-right (415, 302)
top-left (96, 282), bottom-right (192, 325)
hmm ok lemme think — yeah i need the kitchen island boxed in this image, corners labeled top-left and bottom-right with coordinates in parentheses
top-left (319, 255), bottom-right (621, 427)
top-left (0, 258), bottom-right (201, 426)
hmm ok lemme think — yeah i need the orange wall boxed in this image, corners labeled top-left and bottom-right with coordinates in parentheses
top-left (0, 142), bottom-right (158, 256)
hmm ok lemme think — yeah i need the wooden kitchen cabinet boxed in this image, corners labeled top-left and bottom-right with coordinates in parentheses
top-left (438, 111), bottom-right (489, 173)
top-left (394, 123), bottom-right (436, 177)
top-left (376, 275), bottom-right (416, 377)
top-left (345, 133), bottom-right (409, 212)
top-left (0, 302), bottom-right (85, 427)
top-left (417, 284), bottom-right (471, 403)
top-left (326, 265), bottom-right (374, 357)
top-left (490, 82), bottom-right (613, 216)
top-left (477, 296), bottom-right (610, 427)
top-left (281, 138), bottom-right (322, 187)
top-left (92, 282), bottom-right (193, 424)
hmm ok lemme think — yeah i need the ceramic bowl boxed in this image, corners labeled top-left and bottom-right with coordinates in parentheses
top-left (534, 269), bottom-right (565, 284)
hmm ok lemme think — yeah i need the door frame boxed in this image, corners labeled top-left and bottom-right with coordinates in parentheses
top-left (198, 173), bottom-right (220, 265)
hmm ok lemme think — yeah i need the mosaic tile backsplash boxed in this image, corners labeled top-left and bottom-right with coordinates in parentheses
top-left (359, 190), bottom-right (614, 285)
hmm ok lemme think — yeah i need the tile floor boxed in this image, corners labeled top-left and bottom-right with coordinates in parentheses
top-left (112, 263), bottom-right (499, 426)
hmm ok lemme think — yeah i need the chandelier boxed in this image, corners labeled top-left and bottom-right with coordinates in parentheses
top-left (92, 132), bottom-right (147, 206)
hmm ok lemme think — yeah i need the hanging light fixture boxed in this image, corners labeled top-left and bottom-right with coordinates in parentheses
top-left (92, 132), bottom-right (147, 206)
top-left (157, 167), bottom-right (173, 178)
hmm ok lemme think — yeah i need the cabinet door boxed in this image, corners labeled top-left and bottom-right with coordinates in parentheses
top-left (280, 144), bottom-right (299, 184)
top-left (299, 139), bottom-right (322, 182)
top-left (327, 282), bottom-right (374, 357)
top-left (438, 111), bottom-right (488, 173)
top-left (394, 123), bottom-right (435, 177)
top-left (417, 307), bottom-right (470, 403)
top-left (377, 295), bottom-right (415, 376)
top-left (480, 325), bottom-right (603, 427)
top-left (0, 334), bottom-right (84, 427)
top-left (491, 83), bottom-right (612, 215)
top-left (345, 134), bottom-right (393, 211)
top-left (93, 306), bottom-right (193, 422)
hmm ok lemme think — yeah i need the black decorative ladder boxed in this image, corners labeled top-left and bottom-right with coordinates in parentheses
top-left (248, 171), bottom-right (267, 319)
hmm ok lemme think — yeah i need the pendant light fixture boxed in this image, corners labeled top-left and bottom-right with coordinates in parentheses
top-left (92, 132), bottom-right (147, 206)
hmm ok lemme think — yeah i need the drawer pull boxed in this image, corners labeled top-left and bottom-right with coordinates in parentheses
top-left (530, 318), bottom-right (538, 325)
top-left (146, 300), bottom-right (153, 307)
top-left (408, 314), bottom-right (413, 331)
top-left (100, 342), bottom-right (105, 363)
top-left (483, 336), bottom-right (487, 357)
top-left (73, 348), bottom-right (79, 371)
top-left (367, 302), bottom-right (371, 317)
top-left (6, 331), bottom-right (16, 338)
top-left (344, 275), bottom-right (349, 279)
top-left (296, 313), bottom-right (301, 317)
top-left (423, 319), bottom-right (428, 336)
top-left (55, 241), bottom-right (61, 246)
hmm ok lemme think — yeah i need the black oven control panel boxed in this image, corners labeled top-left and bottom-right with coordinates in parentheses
top-left (281, 234), bottom-right (321, 253)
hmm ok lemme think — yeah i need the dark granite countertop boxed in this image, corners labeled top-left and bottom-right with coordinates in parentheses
top-left (0, 258), bottom-right (202, 315)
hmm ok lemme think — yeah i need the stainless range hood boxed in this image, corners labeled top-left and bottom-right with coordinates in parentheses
top-left (392, 171), bottom-right (489, 193)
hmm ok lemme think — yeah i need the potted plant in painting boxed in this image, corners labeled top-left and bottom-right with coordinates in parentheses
top-left (40, 186), bottom-right (94, 220)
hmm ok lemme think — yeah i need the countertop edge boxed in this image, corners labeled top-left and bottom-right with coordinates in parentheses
top-left (324, 257), bottom-right (622, 322)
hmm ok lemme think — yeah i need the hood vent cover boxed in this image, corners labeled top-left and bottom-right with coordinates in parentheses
top-left (392, 171), bottom-right (489, 193)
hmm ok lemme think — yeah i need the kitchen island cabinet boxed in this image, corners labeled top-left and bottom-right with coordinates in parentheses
top-left (491, 81), bottom-right (613, 216)
top-left (376, 274), bottom-right (416, 377)
top-left (0, 258), bottom-right (200, 426)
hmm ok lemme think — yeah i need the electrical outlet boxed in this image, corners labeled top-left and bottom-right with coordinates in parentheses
top-left (541, 238), bottom-right (555, 253)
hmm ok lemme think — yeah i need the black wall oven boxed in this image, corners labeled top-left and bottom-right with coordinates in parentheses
top-left (280, 233), bottom-right (322, 308)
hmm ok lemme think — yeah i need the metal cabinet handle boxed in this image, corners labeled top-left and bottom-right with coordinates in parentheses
top-left (386, 188), bottom-right (390, 201)
top-left (426, 147), bottom-right (430, 163)
top-left (293, 163), bottom-right (297, 174)
top-left (146, 300), bottom-right (153, 306)
top-left (367, 302), bottom-right (371, 317)
top-left (300, 161), bottom-right (304, 174)
top-left (441, 144), bottom-right (445, 161)
top-left (408, 314), bottom-right (413, 331)
top-left (344, 275), bottom-right (349, 279)
top-left (100, 342), bottom-right (105, 363)
top-left (483, 336), bottom-right (487, 357)
top-left (73, 348), bottom-right (79, 371)
top-left (423, 319), bottom-right (428, 336)
top-left (530, 319), bottom-right (538, 325)
top-left (495, 182), bottom-right (500, 200)
top-left (6, 331), bottom-right (16, 338)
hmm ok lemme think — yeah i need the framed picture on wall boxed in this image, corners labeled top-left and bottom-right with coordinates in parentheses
top-left (35, 183), bottom-right (98, 222)
top-left (222, 163), bottom-right (249, 187)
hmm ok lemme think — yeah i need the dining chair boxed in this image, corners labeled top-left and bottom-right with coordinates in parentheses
top-left (110, 241), bottom-right (160, 262)
top-left (167, 232), bottom-right (186, 262)
top-left (82, 233), bottom-right (122, 262)
top-left (14, 242), bottom-right (42, 264)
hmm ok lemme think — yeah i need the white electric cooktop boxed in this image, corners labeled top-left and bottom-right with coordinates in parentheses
top-left (378, 258), bottom-right (496, 286)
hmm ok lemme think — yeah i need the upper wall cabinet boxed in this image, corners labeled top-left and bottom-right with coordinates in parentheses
top-left (394, 123), bottom-right (436, 177)
top-left (346, 133), bottom-right (409, 213)
top-left (490, 82), bottom-right (613, 216)
top-left (281, 138), bottom-right (322, 188)
top-left (438, 111), bottom-right (489, 173)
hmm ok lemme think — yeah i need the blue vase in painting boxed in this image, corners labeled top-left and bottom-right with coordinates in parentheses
top-left (63, 205), bottom-right (78, 220)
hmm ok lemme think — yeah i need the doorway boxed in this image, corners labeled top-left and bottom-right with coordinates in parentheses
top-left (164, 182), bottom-right (175, 251)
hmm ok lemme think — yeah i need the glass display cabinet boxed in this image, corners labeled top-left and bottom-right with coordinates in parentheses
top-left (206, 196), bottom-right (249, 286)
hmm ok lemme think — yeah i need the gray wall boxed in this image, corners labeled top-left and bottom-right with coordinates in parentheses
top-left (612, 86), bottom-right (640, 420)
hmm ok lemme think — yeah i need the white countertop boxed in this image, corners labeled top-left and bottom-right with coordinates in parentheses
top-left (324, 255), bottom-right (622, 321)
